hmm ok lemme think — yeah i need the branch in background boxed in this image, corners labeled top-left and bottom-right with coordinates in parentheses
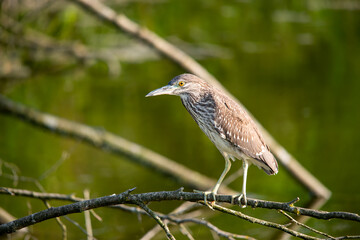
top-left (1, 187), bottom-right (359, 239)
top-left (83, 189), bottom-right (94, 240)
top-left (0, 208), bottom-right (29, 238)
top-left (69, 0), bottom-right (216, 82)
top-left (68, 0), bottom-right (331, 201)
top-left (42, 200), bottom-right (68, 240)
top-left (0, 94), bottom-right (235, 194)
top-left (0, 14), bottom-right (231, 79)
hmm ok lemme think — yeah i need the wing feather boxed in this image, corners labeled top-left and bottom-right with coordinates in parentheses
top-left (213, 93), bottom-right (278, 175)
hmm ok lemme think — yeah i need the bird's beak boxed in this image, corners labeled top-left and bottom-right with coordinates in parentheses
top-left (145, 85), bottom-right (176, 97)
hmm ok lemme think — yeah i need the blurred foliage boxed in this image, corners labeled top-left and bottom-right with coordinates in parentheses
top-left (1, 0), bottom-right (360, 239)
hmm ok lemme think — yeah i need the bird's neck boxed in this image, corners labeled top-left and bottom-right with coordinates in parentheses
top-left (180, 87), bottom-right (209, 103)
top-left (180, 91), bottom-right (216, 118)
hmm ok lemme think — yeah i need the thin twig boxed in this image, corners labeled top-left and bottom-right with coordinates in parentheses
top-left (0, 158), bottom-right (20, 186)
top-left (211, 203), bottom-right (319, 240)
top-left (140, 225), bottom-right (162, 240)
top-left (134, 200), bottom-right (175, 240)
top-left (333, 236), bottom-right (360, 240)
top-left (83, 189), bottom-right (94, 240)
top-left (63, 216), bottom-right (91, 238)
top-left (116, 204), bottom-right (252, 240)
top-left (165, 216), bottom-right (256, 240)
top-left (38, 151), bottom-right (69, 181)
top-left (179, 224), bottom-right (195, 240)
top-left (43, 200), bottom-right (67, 240)
top-left (279, 210), bottom-right (336, 239)
top-left (140, 197), bottom-right (203, 239)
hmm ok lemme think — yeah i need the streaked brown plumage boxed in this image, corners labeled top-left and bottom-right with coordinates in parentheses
top-left (146, 73), bottom-right (278, 206)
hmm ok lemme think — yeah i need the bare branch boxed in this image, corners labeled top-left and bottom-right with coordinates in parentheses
top-left (134, 200), bottom-right (175, 240)
top-left (43, 200), bottom-right (67, 240)
top-left (68, 0), bottom-right (216, 83)
top-left (1, 187), bottom-right (359, 224)
top-left (38, 151), bottom-right (70, 181)
top-left (83, 189), bottom-right (94, 240)
top-left (0, 158), bottom-right (20, 186)
top-left (178, 224), bottom-right (195, 240)
top-left (63, 216), bottom-right (93, 239)
top-left (0, 94), bottom-right (234, 194)
top-left (211, 203), bottom-right (318, 240)
top-left (0, 207), bottom-right (29, 238)
top-left (1, 187), bottom-right (359, 239)
top-left (0, 187), bottom-right (136, 234)
top-left (165, 216), bottom-right (256, 240)
top-left (278, 210), bottom-right (335, 239)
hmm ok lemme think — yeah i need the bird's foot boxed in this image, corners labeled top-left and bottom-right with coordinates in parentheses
top-left (194, 190), bottom-right (216, 210)
top-left (232, 193), bottom-right (247, 208)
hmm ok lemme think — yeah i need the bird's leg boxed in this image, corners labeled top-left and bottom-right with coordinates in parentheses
top-left (212, 155), bottom-right (232, 194)
top-left (232, 160), bottom-right (249, 208)
top-left (195, 155), bottom-right (232, 209)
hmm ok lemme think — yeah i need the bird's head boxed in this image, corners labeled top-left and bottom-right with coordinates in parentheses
top-left (146, 73), bottom-right (209, 98)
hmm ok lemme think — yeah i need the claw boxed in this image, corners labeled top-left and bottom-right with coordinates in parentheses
top-left (194, 190), bottom-right (216, 210)
top-left (232, 193), bottom-right (247, 208)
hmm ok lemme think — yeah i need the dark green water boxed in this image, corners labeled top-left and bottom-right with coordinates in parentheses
top-left (1, 0), bottom-right (360, 239)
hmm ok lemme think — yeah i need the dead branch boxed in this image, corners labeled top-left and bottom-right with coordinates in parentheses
top-left (0, 187), bottom-right (359, 223)
top-left (0, 94), bottom-right (235, 194)
top-left (0, 187), bottom-right (359, 239)
top-left (278, 210), bottom-right (335, 239)
top-left (135, 200), bottom-right (175, 240)
top-left (0, 188), bottom-right (135, 235)
top-left (68, 0), bottom-right (216, 83)
top-left (0, 208), bottom-right (29, 238)
top-left (0, 14), bottom-right (230, 76)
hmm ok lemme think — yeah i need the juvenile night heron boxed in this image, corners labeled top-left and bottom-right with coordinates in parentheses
top-left (146, 74), bottom-right (278, 207)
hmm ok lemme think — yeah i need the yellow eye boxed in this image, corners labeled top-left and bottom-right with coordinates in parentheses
top-left (178, 81), bottom-right (185, 87)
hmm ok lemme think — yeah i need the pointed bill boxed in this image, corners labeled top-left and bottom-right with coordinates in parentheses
top-left (145, 85), bottom-right (176, 97)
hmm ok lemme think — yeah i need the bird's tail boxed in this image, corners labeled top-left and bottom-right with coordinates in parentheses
top-left (259, 151), bottom-right (278, 175)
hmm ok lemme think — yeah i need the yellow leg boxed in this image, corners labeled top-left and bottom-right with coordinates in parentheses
top-left (195, 154), bottom-right (232, 209)
top-left (232, 159), bottom-right (249, 208)
top-left (212, 154), bottom-right (232, 194)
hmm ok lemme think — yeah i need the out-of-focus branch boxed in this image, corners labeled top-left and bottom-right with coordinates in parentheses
top-left (0, 208), bottom-right (29, 239)
top-left (0, 94), bottom-right (235, 194)
top-left (68, 0), bottom-right (217, 82)
top-left (68, 0), bottom-right (331, 202)
top-left (43, 200), bottom-right (68, 240)
top-left (0, 14), bottom-right (230, 72)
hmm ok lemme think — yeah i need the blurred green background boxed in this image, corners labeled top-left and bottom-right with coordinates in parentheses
top-left (1, 0), bottom-right (360, 239)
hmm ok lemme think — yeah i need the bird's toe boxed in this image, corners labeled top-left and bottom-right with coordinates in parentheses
top-left (232, 193), bottom-right (247, 208)
top-left (194, 190), bottom-right (216, 210)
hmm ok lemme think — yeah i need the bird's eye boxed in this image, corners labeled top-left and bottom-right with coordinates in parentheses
top-left (178, 81), bottom-right (185, 87)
